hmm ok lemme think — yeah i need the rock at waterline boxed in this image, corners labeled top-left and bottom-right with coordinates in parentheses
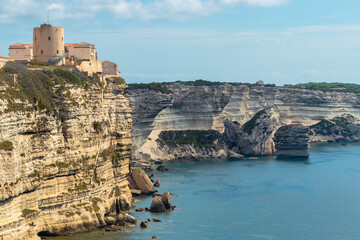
top-left (124, 213), bottom-right (137, 225)
top-left (156, 165), bottom-right (168, 172)
top-left (135, 208), bottom-right (145, 212)
top-left (116, 213), bottom-right (137, 226)
top-left (154, 179), bottom-right (161, 187)
top-left (131, 189), bottom-right (142, 195)
top-left (273, 124), bottom-right (310, 158)
top-left (152, 236), bottom-right (158, 239)
top-left (140, 221), bottom-right (149, 228)
top-left (105, 217), bottom-right (115, 226)
top-left (153, 218), bottom-right (162, 222)
top-left (161, 191), bottom-right (171, 209)
top-left (150, 197), bottom-right (166, 212)
top-left (128, 168), bottom-right (155, 194)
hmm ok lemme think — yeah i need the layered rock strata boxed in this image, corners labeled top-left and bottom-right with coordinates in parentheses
top-left (0, 64), bottom-right (133, 239)
top-left (309, 114), bottom-right (360, 143)
top-left (273, 124), bottom-right (310, 158)
top-left (223, 108), bottom-right (280, 156)
top-left (127, 83), bottom-right (360, 160)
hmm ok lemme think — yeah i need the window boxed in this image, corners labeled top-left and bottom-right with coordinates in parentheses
top-left (57, 50), bottom-right (59, 54)
top-left (62, 37), bottom-right (63, 42)
top-left (41, 50), bottom-right (43, 54)
top-left (48, 37), bottom-right (51, 40)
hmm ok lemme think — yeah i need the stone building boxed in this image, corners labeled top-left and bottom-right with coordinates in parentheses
top-left (102, 60), bottom-right (120, 77)
top-left (0, 55), bottom-right (9, 68)
top-left (65, 42), bottom-right (98, 62)
top-left (8, 43), bottom-right (33, 62)
top-left (256, 80), bottom-right (265, 86)
top-left (33, 24), bottom-right (65, 66)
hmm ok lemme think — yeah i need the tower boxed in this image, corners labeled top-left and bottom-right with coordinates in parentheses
top-left (33, 24), bottom-right (65, 65)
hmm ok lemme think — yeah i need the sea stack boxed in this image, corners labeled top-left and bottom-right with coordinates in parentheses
top-left (273, 124), bottom-right (310, 158)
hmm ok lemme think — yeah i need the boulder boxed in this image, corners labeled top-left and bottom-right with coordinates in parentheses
top-left (130, 189), bottom-right (142, 195)
top-left (153, 218), bottom-right (162, 222)
top-left (130, 168), bottom-right (155, 194)
top-left (96, 213), bottom-right (106, 227)
top-left (140, 221), bottom-right (149, 228)
top-left (150, 197), bottom-right (166, 212)
top-left (156, 165), bottom-right (168, 172)
top-left (124, 213), bottom-right (137, 225)
top-left (152, 236), bottom-right (158, 239)
top-left (118, 193), bottom-right (131, 211)
top-left (161, 191), bottom-right (171, 209)
top-left (135, 208), bottom-right (145, 212)
top-left (115, 214), bottom-right (125, 226)
top-left (105, 217), bottom-right (115, 226)
top-left (154, 179), bottom-right (161, 187)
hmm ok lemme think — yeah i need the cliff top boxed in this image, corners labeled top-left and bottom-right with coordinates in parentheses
top-left (127, 80), bottom-right (360, 94)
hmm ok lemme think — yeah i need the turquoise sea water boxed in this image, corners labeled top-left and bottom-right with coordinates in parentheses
top-left (54, 143), bottom-right (360, 240)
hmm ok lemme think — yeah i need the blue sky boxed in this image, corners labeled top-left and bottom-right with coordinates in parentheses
top-left (1, 0), bottom-right (360, 85)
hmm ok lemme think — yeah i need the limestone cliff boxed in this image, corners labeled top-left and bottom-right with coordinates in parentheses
top-left (274, 124), bottom-right (310, 158)
top-left (127, 82), bottom-right (360, 160)
top-left (309, 114), bottom-right (360, 143)
top-left (223, 108), bottom-right (280, 156)
top-left (0, 63), bottom-right (133, 239)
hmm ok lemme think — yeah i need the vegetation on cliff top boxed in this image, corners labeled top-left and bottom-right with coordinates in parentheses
top-left (126, 82), bottom-right (172, 93)
top-left (283, 82), bottom-right (360, 93)
top-left (0, 141), bottom-right (13, 151)
top-left (158, 130), bottom-right (223, 147)
top-left (0, 62), bottom-right (103, 113)
top-left (126, 79), bottom-right (276, 93)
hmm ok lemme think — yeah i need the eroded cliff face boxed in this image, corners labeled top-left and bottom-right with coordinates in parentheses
top-left (0, 65), bottom-right (133, 240)
top-left (127, 83), bottom-right (360, 160)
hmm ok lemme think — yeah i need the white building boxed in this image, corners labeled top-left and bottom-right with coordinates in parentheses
top-left (0, 55), bottom-right (9, 68)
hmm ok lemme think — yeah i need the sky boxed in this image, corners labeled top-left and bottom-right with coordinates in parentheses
top-left (1, 0), bottom-right (360, 85)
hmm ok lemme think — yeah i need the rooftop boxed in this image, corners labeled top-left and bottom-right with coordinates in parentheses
top-left (9, 43), bottom-right (33, 49)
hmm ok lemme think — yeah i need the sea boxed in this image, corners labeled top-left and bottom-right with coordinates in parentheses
top-left (53, 142), bottom-right (360, 240)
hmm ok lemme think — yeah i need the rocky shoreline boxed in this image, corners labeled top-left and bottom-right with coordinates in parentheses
top-left (1, 64), bottom-right (360, 239)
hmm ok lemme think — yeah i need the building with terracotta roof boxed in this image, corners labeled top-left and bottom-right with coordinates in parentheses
top-left (8, 43), bottom-right (33, 61)
top-left (0, 55), bottom-right (9, 68)
top-left (65, 42), bottom-right (98, 62)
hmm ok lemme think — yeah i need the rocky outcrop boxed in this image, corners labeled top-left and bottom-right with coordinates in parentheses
top-left (127, 82), bottom-right (360, 161)
top-left (151, 130), bottom-right (238, 161)
top-left (309, 114), bottom-right (360, 143)
top-left (127, 168), bottom-right (154, 194)
top-left (224, 108), bottom-right (280, 156)
top-left (0, 64), bottom-right (133, 239)
top-left (150, 197), bottom-right (166, 213)
top-left (161, 192), bottom-right (171, 209)
top-left (273, 125), bottom-right (310, 158)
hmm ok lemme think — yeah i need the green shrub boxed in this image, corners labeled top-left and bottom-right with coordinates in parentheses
top-left (92, 121), bottom-right (102, 133)
top-left (283, 82), bottom-right (360, 93)
top-left (158, 130), bottom-right (222, 147)
top-left (0, 141), bottom-right (13, 151)
top-left (22, 209), bottom-right (36, 217)
top-left (126, 82), bottom-right (172, 93)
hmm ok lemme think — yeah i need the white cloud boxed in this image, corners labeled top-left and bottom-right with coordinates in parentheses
top-left (0, 0), bottom-right (290, 23)
top-left (220, 0), bottom-right (289, 7)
